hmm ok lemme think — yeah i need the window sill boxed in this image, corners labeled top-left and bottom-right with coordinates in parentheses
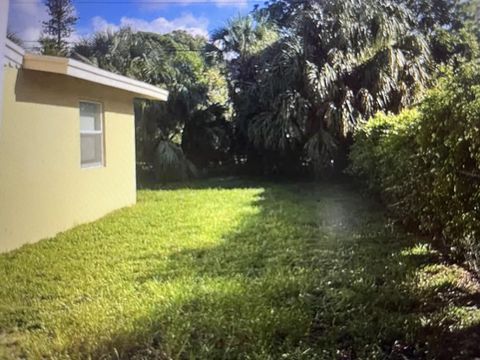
top-left (81, 163), bottom-right (104, 170)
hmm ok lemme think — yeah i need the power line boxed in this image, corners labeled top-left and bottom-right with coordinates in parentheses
top-left (20, 41), bottom-right (216, 52)
top-left (21, 40), bottom-right (216, 51)
top-left (12, 0), bottom-right (269, 49)
top-left (12, 0), bottom-right (266, 4)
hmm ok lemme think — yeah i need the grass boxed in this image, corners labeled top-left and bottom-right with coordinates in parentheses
top-left (1, 178), bottom-right (480, 359)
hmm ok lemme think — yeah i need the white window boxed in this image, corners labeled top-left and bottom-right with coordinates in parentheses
top-left (80, 101), bottom-right (104, 168)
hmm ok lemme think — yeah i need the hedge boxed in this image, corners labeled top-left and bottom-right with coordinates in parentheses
top-left (349, 62), bottom-right (480, 273)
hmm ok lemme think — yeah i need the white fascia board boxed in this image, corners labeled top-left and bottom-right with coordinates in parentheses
top-left (66, 59), bottom-right (169, 101)
top-left (23, 53), bottom-right (169, 101)
top-left (4, 39), bottom-right (24, 68)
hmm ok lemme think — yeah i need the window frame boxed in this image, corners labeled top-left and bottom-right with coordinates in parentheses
top-left (79, 100), bottom-right (105, 169)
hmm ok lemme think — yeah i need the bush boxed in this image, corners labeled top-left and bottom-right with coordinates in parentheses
top-left (349, 62), bottom-right (480, 273)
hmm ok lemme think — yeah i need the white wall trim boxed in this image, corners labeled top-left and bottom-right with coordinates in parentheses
top-left (23, 54), bottom-right (169, 101)
top-left (4, 39), bottom-right (25, 68)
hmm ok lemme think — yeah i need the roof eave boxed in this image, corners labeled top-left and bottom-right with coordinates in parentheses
top-left (22, 53), bottom-right (169, 101)
top-left (4, 39), bottom-right (25, 67)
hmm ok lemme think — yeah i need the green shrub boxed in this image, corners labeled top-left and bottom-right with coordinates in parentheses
top-left (349, 62), bottom-right (480, 273)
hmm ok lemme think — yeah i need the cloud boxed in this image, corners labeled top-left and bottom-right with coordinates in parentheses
top-left (213, 0), bottom-right (248, 8)
top-left (91, 16), bottom-right (119, 34)
top-left (91, 13), bottom-right (210, 38)
top-left (8, 0), bottom-right (81, 47)
top-left (8, 0), bottom-right (48, 44)
top-left (8, 1), bottom-right (225, 47)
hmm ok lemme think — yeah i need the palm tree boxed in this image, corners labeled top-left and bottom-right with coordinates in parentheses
top-left (74, 29), bottom-right (230, 182)
top-left (221, 1), bottom-right (432, 176)
top-left (182, 104), bottom-right (233, 169)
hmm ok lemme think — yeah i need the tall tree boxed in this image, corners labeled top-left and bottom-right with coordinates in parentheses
top-left (398, 0), bottom-right (480, 64)
top-left (210, 16), bottom-right (279, 171)
top-left (215, 2), bottom-right (431, 176)
top-left (41, 0), bottom-right (78, 56)
top-left (74, 29), bottom-right (231, 181)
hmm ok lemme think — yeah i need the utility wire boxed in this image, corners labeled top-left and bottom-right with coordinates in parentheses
top-left (20, 40), bottom-right (217, 52)
top-left (12, 0), bottom-right (270, 47)
top-left (12, 0), bottom-right (266, 4)
top-left (20, 41), bottom-right (218, 52)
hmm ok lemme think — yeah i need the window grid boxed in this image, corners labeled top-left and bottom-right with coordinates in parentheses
top-left (80, 101), bottom-right (104, 168)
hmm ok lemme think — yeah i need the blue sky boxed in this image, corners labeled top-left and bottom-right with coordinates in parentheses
top-left (8, 0), bottom-right (259, 45)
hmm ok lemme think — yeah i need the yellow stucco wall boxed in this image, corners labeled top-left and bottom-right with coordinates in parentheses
top-left (0, 67), bottom-right (137, 252)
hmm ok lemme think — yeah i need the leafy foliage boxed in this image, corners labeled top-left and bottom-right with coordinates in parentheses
top-left (70, 1), bottom-right (479, 181)
top-left (401, 0), bottom-right (480, 65)
top-left (349, 61), bottom-right (480, 273)
top-left (214, 1), bottom-right (431, 176)
top-left (430, 26), bottom-right (480, 65)
top-left (401, 0), bottom-right (468, 32)
top-left (152, 140), bottom-right (197, 182)
top-left (74, 29), bottom-right (230, 182)
top-left (207, 0), bottom-right (480, 177)
top-left (182, 104), bottom-right (233, 169)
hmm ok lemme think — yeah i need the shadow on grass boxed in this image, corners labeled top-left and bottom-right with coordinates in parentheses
top-left (87, 182), bottom-right (480, 359)
top-left (138, 176), bottom-right (268, 191)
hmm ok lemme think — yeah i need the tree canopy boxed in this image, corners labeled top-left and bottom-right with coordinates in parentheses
top-left (71, 0), bottom-right (479, 180)
top-left (74, 29), bottom-right (231, 181)
top-left (213, 1), bottom-right (431, 176)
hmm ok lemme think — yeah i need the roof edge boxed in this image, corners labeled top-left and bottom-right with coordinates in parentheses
top-left (22, 52), bottom-right (168, 101)
top-left (4, 39), bottom-right (25, 67)
top-left (67, 58), bottom-right (169, 101)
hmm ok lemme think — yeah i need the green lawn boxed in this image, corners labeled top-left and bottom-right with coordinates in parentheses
top-left (1, 179), bottom-right (479, 359)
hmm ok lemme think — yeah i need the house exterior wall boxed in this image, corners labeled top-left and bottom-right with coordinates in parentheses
top-left (0, 67), bottom-right (137, 252)
top-left (0, 0), bottom-right (10, 127)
